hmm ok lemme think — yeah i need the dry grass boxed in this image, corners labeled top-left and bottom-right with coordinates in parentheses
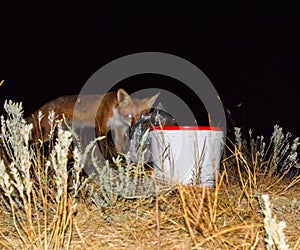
top-left (0, 101), bottom-right (300, 249)
top-left (18, 171), bottom-right (299, 250)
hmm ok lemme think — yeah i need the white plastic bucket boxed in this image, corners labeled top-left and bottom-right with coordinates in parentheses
top-left (149, 126), bottom-right (224, 187)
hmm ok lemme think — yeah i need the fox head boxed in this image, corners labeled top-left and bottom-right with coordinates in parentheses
top-left (115, 89), bottom-right (160, 127)
top-left (105, 88), bottom-right (159, 154)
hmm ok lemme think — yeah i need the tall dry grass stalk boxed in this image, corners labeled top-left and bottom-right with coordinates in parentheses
top-left (259, 194), bottom-right (290, 250)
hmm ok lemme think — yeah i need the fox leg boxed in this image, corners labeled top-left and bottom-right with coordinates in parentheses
top-left (111, 126), bottom-right (130, 153)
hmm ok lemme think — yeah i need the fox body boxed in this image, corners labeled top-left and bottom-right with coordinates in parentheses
top-left (27, 89), bottom-right (159, 153)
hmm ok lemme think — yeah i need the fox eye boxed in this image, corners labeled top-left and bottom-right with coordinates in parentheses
top-left (127, 113), bottom-right (133, 119)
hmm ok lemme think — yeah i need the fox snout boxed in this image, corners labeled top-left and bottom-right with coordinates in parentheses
top-left (122, 111), bottom-right (152, 127)
top-left (132, 112), bottom-right (147, 126)
top-left (116, 111), bottom-right (147, 128)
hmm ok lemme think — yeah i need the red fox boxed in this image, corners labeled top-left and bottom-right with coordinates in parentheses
top-left (26, 89), bottom-right (160, 153)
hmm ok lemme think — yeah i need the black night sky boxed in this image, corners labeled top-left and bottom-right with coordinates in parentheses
top-left (1, 11), bottom-right (300, 138)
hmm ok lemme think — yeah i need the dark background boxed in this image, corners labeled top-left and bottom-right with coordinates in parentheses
top-left (1, 11), bottom-right (299, 138)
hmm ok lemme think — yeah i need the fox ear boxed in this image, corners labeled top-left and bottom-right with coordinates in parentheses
top-left (146, 92), bottom-right (160, 108)
top-left (117, 88), bottom-right (132, 104)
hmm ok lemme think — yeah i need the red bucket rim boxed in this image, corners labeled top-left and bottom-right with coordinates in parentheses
top-left (150, 126), bottom-right (223, 131)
